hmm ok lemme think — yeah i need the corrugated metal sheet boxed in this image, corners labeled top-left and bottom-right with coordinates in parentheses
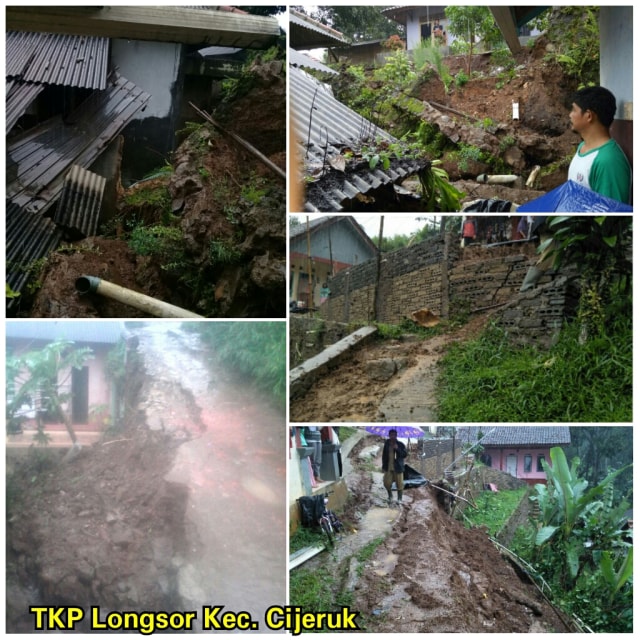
top-left (6, 319), bottom-right (124, 344)
top-left (54, 165), bottom-right (106, 238)
top-left (290, 65), bottom-right (426, 212)
top-left (7, 72), bottom-right (151, 214)
top-left (290, 9), bottom-right (349, 49)
top-left (6, 201), bottom-right (63, 305)
top-left (6, 31), bottom-right (109, 89)
top-left (6, 80), bottom-right (45, 132)
top-left (289, 48), bottom-right (337, 75)
top-left (6, 72), bottom-right (151, 306)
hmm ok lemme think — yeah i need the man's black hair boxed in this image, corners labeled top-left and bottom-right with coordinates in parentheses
top-left (572, 86), bottom-right (617, 128)
top-left (389, 429), bottom-right (398, 436)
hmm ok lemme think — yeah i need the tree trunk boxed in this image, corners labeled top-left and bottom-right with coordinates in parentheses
top-left (49, 393), bottom-right (78, 445)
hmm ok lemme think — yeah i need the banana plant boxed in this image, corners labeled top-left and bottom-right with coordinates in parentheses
top-left (532, 446), bottom-right (630, 583)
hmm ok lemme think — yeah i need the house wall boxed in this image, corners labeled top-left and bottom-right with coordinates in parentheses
top-left (111, 39), bottom-right (185, 183)
top-left (9, 340), bottom-right (114, 429)
top-left (487, 446), bottom-right (550, 484)
top-left (600, 6), bottom-right (633, 171)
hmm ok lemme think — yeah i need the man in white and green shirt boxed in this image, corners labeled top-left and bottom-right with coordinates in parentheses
top-left (567, 86), bottom-right (631, 204)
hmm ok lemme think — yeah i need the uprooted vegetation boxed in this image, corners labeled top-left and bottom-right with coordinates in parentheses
top-left (16, 54), bottom-right (286, 318)
top-left (314, 6), bottom-right (600, 210)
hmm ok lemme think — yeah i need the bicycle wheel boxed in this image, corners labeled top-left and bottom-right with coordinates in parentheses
top-left (320, 518), bottom-right (334, 547)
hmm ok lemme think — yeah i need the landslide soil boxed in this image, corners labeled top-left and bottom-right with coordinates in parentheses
top-left (308, 437), bottom-right (570, 633)
top-left (290, 311), bottom-right (491, 423)
top-left (6, 324), bottom-right (286, 632)
top-left (24, 59), bottom-right (285, 319)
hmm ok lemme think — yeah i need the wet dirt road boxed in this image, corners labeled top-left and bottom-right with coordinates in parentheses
top-left (132, 322), bottom-right (285, 630)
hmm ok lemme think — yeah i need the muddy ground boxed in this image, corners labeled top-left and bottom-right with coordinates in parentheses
top-left (6, 323), bottom-right (285, 633)
top-left (298, 435), bottom-right (571, 633)
top-left (290, 311), bottom-right (492, 423)
top-left (21, 59), bottom-right (285, 319)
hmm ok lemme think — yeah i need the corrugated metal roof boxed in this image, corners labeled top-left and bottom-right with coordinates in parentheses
top-left (290, 65), bottom-right (426, 212)
top-left (54, 165), bottom-right (106, 238)
top-left (7, 72), bottom-right (151, 214)
top-left (290, 9), bottom-right (349, 49)
top-left (289, 48), bottom-right (337, 75)
top-left (6, 31), bottom-right (109, 89)
top-left (6, 201), bottom-right (64, 303)
top-left (6, 80), bottom-right (45, 132)
top-left (6, 320), bottom-right (124, 344)
top-left (457, 427), bottom-right (571, 447)
top-left (6, 72), bottom-right (151, 305)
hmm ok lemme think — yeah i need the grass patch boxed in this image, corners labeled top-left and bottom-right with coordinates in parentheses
top-left (290, 527), bottom-right (329, 554)
top-left (436, 319), bottom-right (631, 422)
top-left (463, 487), bottom-right (527, 536)
top-left (289, 565), bottom-right (338, 611)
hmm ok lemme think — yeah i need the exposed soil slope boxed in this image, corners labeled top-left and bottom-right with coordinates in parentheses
top-left (290, 312), bottom-right (492, 423)
top-left (6, 323), bottom-right (285, 632)
top-left (23, 59), bottom-right (285, 318)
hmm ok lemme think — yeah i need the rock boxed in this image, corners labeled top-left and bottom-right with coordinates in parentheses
top-left (365, 358), bottom-right (397, 381)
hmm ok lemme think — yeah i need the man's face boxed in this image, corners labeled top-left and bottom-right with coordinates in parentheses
top-left (569, 102), bottom-right (591, 134)
top-left (389, 431), bottom-right (397, 442)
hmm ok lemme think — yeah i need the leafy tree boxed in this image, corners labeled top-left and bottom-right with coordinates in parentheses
top-left (308, 6), bottom-right (401, 42)
top-left (445, 6), bottom-right (502, 75)
top-left (566, 427), bottom-right (632, 498)
top-left (6, 341), bottom-right (94, 445)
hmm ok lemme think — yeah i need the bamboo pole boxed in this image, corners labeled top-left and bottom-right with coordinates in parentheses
top-left (190, 102), bottom-right (286, 181)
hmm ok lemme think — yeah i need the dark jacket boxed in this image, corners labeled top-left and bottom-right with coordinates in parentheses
top-left (382, 439), bottom-right (407, 473)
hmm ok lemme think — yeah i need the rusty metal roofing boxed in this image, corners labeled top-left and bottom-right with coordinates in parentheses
top-left (7, 72), bottom-right (150, 214)
top-left (290, 65), bottom-right (426, 212)
top-left (54, 165), bottom-right (106, 239)
top-left (289, 9), bottom-right (349, 49)
top-left (6, 31), bottom-right (109, 89)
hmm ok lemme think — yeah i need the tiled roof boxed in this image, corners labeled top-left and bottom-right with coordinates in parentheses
top-left (6, 320), bottom-right (125, 344)
top-left (457, 427), bottom-right (571, 447)
top-left (289, 216), bottom-right (378, 253)
top-left (290, 65), bottom-right (426, 212)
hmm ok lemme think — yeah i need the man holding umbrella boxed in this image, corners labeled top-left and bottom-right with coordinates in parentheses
top-left (382, 429), bottom-right (408, 506)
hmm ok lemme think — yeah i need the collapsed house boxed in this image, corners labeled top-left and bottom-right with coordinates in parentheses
top-left (5, 6), bottom-right (282, 313)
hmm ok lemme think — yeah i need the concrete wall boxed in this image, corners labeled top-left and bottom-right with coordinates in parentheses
top-left (111, 39), bottom-right (184, 182)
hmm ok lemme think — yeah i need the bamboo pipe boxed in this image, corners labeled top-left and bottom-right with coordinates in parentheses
top-left (75, 275), bottom-right (203, 318)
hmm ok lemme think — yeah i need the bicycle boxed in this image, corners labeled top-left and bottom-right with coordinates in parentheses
top-left (318, 494), bottom-right (336, 547)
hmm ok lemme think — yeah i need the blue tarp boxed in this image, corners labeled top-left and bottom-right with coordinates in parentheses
top-left (517, 180), bottom-right (632, 212)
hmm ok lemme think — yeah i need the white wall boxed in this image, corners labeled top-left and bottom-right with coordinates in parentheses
top-left (111, 38), bottom-right (182, 120)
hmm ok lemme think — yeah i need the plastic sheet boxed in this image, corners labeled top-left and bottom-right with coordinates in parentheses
top-left (517, 180), bottom-right (632, 212)
top-left (392, 464), bottom-right (428, 490)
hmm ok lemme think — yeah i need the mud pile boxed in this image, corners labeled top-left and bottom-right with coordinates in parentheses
top-left (6, 323), bottom-right (286, 632)
top-left (24, 59), bottom-right (285, 318)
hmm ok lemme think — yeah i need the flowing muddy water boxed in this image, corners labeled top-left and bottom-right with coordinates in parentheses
top-left (132, 322), bottom-right (286, 630)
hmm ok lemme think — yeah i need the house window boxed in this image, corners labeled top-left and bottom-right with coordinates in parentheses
top-left (537, 454), bottom-right (546, 472)
top-left (524, 454), bottom-right (532, 472)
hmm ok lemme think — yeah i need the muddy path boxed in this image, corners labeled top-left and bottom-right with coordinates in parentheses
top-left (298, 436), bottom-right (571, 633)
top-left (130, 322), bottom-right (287, 627)
top-left (6, 322), bottom-right (285, 633)
top-left (290, 313), bottom-right (491, 423)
